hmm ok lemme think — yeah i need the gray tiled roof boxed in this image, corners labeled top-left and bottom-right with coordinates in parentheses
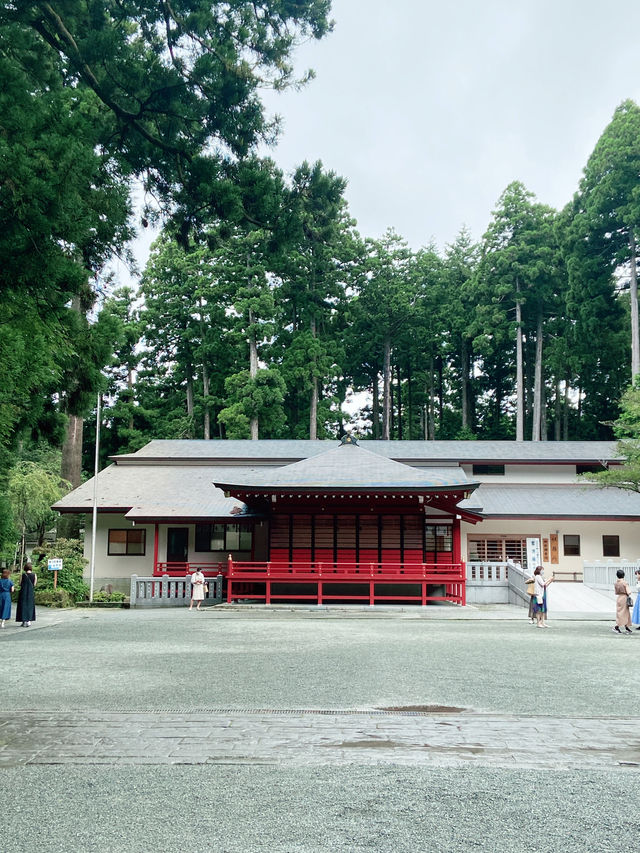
top-left (115, 439), bottom-right (621, 464)
top-left (53, 465), bottom-right (256, 519)
top-left (460, 484), bottom-right (640, 518)
top-left (212, 442), bottom-right (474, 491)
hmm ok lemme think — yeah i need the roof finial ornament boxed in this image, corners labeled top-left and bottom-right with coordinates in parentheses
top-left (340, 433), bottom-right (358, 446)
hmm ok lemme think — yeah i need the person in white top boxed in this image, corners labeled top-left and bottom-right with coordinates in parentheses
top-left (533, 566), bottom-right (554, 628)
top-left (189, 570), bottom-right (206, 611)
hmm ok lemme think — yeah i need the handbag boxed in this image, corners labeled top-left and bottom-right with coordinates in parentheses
top-left (626, 595), bottom-right (633, 607)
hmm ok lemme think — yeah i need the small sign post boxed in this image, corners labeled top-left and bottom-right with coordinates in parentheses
top-left (47, 558), bottom-right (63, 589)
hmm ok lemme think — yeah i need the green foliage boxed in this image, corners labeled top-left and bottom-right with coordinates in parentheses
top-left (8, 461), bottom-right (69, 542)
top-left (219, 369), bottom-right (287, 438)
top-left (31, 539), bottom-right (89, 603)
top-left (92, 590), bottom-right (126, 603)
top-left (35, 588), bottom-right (74, 609)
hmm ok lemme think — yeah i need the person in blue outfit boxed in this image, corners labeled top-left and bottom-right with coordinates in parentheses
top-left (16, 562), bottom-right (37, 627)
top-left (0, 567), bottom-right (14, 628)
top-left (632, 568), bottom-right (640, 630)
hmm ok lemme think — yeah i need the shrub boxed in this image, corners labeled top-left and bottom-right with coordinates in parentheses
top-left (31, 539), bottom-right (89, 602)
top-left (35, 588), bottom-right (74, 608)
top-left (92, 590), bottom-right (126, 603)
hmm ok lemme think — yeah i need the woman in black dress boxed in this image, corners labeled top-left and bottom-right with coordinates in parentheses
top-left (16, 562), bottom-right (37, 627)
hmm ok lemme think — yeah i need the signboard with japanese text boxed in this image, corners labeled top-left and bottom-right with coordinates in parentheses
top-left (526, 538), bottom-right (541, 570)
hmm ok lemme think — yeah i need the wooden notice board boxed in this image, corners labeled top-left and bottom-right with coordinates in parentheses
top-left (542, 538), bottom-right (549, 562)
top-left (549, 533), bottom-right (559, 564)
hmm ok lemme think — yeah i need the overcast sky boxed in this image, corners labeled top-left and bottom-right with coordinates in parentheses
top-left (259, 0), bottom-right (640, 251)
top-left (120, 0), bottom-right (640, 282)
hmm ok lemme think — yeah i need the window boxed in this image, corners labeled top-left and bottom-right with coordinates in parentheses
top-left (576, 464), bottom-right (605, 475)
top-left (425, 524), bottom-right (453, 552)
top-left (108, 528), bottom-right (146, 556)
top-left (563, 534), bottom-right (581, 556)
top-left (602, 535), bottom-right (620, 557)
top-left (467, 535), bottom-right (535, 568)
top-left (472, 464), bottom-right (505, 476)
top-left (195, 523), bottom-right (252, 552)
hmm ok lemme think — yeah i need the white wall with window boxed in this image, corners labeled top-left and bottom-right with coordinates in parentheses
top-left (82, 514), bottom-right (154, 590)
top-left (462, 519), bottom-right (640, 576)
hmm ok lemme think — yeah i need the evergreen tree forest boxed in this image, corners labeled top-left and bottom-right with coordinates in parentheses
top-left (2, 4), bottom-right (640, 549)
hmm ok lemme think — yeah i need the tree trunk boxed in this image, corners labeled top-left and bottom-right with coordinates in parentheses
top-left (407, 360), bottom-right (413, 440)
top-left (630, 230), bottom-right (640, 383)
top-left (437, 355), bottom-right (444, 430)
top-left (57, 412), bottom-right (84, 539)
top-left (186, 373), bottom-right (194, 417)
top-left (62, 413), bottom-right (83, 489)
top-left (515, 282), bottom-right (524, 441)
top-left (127, 369), bottom-right (134, 432)
top-left (396, 363), bottom-right (402, 440)
top-left (202, 363), bottom-right (211, 440)
top-left (309, 316), bottom-right (318, 440)
top-left (554, 378), bottom-right (561, 441)
top-left (428, 358), bottom-right (436, 440)
top-left (461, 337), bottom-right (469, 430)
top-left (382, 337), bottom-right (392, 440)
top-left (540, 387), bottom-right (547, 440)
top-left (563, 378), bottom-right (570, 441)
top-left (249, 308), bottom-right (259, 440)
top-left (531, 305), bottom-right (543, 441)
top-left (372, 372), bottom-right (380, 439)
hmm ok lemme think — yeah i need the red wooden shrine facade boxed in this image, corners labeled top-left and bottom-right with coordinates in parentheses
top-left (151, 438), bottom-right (478, 606)
top-left (268, 511), bottom-right (460, 567)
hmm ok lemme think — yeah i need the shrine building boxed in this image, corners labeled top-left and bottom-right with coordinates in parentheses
top-left (53, 436), bottom-right (640, 605)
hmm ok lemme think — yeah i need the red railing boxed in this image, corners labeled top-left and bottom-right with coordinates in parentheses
top-left (226, 559), bottom-right (466, 607)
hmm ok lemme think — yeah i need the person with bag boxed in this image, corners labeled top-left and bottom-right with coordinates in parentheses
top-left (613, 569), bottom-right (633, 634)
top-left (189, 568), bottom-right (206, 611)
top-left (0, 567), bottom-right (14, 628)
top-left (16, 561), bottom-right (37, 627)
top-left (533, 566), bottom-right (554, 628)
top-left (525, 568), bottom-right (536, 624)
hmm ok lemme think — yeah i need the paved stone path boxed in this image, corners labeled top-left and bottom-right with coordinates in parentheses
top-left (2, 709), bottom-right (639, 770)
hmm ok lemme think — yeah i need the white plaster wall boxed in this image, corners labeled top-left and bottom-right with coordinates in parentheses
top-left (461, 518), bottom-right (640, 573)
top-left (83, 514), bottom-right (154, 589)
top-left (85, 516), bottom-right (259, 582)
top-left (461, 464), bottom-right (580, 484)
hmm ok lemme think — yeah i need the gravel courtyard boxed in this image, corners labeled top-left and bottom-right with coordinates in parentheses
top-left (1, 607), bottom-right (639, 852)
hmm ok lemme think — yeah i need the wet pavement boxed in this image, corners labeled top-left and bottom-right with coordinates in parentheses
top-left (1, 708), bottom-right (640, 770)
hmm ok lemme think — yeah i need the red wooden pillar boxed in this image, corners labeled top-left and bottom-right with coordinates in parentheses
top-left (452, 517), bottom-right (461, 565)
top-left (452, 517), bottom-right (462, 605)
top-left (153, 524), bottom-right (159, 573)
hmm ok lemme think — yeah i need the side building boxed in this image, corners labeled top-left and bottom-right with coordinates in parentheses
top-left (53, 437), bottom-right (640, 603)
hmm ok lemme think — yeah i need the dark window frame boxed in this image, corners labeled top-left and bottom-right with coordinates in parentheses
top-left (425, 523), bottom-right (453, 553)
top-left (602, 535), bottom-right (620, 557)
top-left (576, 464), bottom-right (606, 475)
top-left (563, 534), bottom-right (581, 557)
top-left (107, 528), bottom-right (146, 557)
top-left (472, 464), bottom-right (505, 476)
top-left (195, 522), bottom-right (252, 552)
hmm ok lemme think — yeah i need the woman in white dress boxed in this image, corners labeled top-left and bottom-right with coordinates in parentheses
top-left (189, 569), bottom-right (206, 611)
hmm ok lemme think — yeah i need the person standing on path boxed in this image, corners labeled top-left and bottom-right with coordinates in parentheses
top-left (16, 562), bottom-right (37, 627)
top-left (524, 565), bottom-right (536, 624)
top-left (631, 569), bottom-right (640, 630)
top-left (613, 569), bottom-right (633, 634)
top-left (0, 568), bottom-right (14, 628)
top-left (533, 566), bottom-right (554, 628)
top-left (189, 569), bottom-right (206, 611)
